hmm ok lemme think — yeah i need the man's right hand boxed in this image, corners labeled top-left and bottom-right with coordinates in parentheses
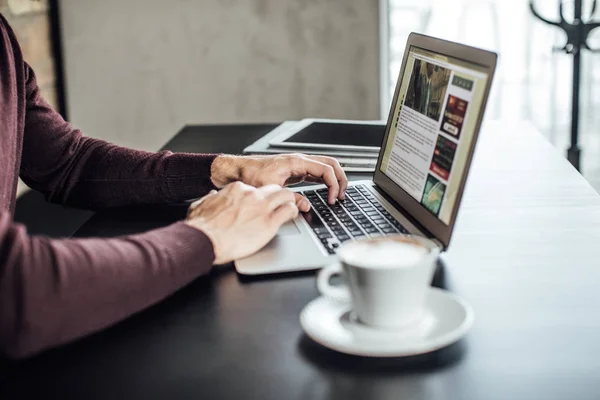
top-left (185, 182), bottom-right (299, 265)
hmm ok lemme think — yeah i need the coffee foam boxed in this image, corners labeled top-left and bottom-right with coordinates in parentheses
top-left (340, 237), bottom-right (429, 269)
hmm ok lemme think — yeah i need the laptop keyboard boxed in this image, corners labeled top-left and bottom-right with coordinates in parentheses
top-left (301, 184), bottom-right (409, 254)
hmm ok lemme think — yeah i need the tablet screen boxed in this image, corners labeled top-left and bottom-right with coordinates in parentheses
top-left (283, 122), bottom-right (384, 147)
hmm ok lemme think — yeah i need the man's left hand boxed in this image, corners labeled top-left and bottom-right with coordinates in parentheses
top-left (210, 154), bottom-right (348, 212)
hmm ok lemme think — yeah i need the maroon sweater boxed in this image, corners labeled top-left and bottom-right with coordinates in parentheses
top-left (0, 15), bottom-right (218, 358)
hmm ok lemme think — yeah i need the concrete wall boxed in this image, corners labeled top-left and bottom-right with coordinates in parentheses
top-left (59, 0), bottom-right (380, 151)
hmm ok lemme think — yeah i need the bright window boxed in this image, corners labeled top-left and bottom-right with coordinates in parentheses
top-left (384, 0), bottom-right (600, 172)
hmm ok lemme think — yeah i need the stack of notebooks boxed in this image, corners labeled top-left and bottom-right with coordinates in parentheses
top-left (243, 119), bottom-right (386, 173)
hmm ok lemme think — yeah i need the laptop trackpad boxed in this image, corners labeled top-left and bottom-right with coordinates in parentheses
top-left (278, 220), bottom-right (301, 236)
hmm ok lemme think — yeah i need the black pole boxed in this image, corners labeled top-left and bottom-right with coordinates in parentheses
top-left (569, 45), bottom-right (581, 169)
top-left (568, 0), bottom-right (582, 170)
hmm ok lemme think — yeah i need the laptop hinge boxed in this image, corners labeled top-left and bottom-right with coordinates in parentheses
top-left (372, 184), bottom-right (447, 251)
top-left (431, 238), bottom-right (445, 250)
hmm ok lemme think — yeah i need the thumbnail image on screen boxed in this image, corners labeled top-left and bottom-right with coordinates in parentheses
top-left (421, 174), bottom-right (446, 216)
top-left (440, 95), bottom-right (468, 140)
top-left (404, 60), bottom-right (452, 122)
top-left (430, 135), bottom-right (457, 181)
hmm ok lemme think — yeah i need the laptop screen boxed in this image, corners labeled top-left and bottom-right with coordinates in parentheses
top-left (379, 46), bottom-right (489, 225)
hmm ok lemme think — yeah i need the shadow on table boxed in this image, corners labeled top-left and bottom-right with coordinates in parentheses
top-left (295, 335), bottom-right (466, 400)
top-left (236, 267), bottom-right (317, 283)
top-left (297, 334), bottom-right (465, 375)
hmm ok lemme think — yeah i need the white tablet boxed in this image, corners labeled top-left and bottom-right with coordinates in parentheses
top-left (268, 118), bottom-right (385, 152)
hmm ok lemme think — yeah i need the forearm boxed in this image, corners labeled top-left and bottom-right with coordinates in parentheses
top-left (0, 216), bottom-right (214, 359)
top-left (62, 142), bottom-right (219, 208)
top-left (21, 131), bottom-right (219, 208)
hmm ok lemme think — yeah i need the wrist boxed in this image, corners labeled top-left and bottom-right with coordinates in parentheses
top-left (210, 155), bottom-right (242, 188)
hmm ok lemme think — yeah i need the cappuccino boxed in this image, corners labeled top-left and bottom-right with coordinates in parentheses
top-left (339, 236), bottom-right (429, 270)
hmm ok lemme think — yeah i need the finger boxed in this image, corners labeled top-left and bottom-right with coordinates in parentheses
top-left (270, 201), bottom-right (299, 228)
top-left (264, 187), bottom-right (296, 212)
top-left (306, 156), bottom-right (348, 200)
top-left (224, 181), bottom-right (254, 195)
top-left (294, 192), bottom-right (310, 212)
top-left (257, 184), bottom-right (284, 197)
top-left (290, 158), bottom-right (339, 204)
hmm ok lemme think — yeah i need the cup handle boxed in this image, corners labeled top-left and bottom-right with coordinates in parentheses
top-left (317, 263), bottom-right (351, 303)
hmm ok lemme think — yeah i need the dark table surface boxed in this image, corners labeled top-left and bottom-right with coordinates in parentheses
top-left (3, 122), bottom-right (600, 400)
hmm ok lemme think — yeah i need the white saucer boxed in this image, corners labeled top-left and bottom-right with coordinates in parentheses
top-left (300, 288), bottom-right (474, 357)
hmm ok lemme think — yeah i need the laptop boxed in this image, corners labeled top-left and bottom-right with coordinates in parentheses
top-left (235, 33), bottom-right (497, 275)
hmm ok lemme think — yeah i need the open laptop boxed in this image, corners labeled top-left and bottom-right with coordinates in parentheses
top-left (235, 33), bottom-right (497, 275)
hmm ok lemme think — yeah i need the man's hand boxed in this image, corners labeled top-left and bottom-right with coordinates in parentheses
top-left (185, 182), bottom-right (299, 264)
top-left (210, 154), bottom-right (348, 211)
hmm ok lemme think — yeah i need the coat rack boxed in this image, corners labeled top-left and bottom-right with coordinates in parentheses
top-left (530, 0), bottom-right (600, 171)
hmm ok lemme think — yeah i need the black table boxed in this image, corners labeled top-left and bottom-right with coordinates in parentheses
top-left (3, 123), bottom-right (600, 400)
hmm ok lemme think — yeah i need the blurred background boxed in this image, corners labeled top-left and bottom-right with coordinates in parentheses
top-left (386, 0), bottom-right (600, 190)
top-left (3, 0), bottom-right (600, 193)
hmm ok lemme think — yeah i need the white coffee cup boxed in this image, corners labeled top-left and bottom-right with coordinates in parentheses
top-left (317, 235), bottom-right (440, 329)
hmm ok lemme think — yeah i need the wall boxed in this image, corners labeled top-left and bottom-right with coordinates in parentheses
top-left (59, 0), bottom-right (380, 151)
